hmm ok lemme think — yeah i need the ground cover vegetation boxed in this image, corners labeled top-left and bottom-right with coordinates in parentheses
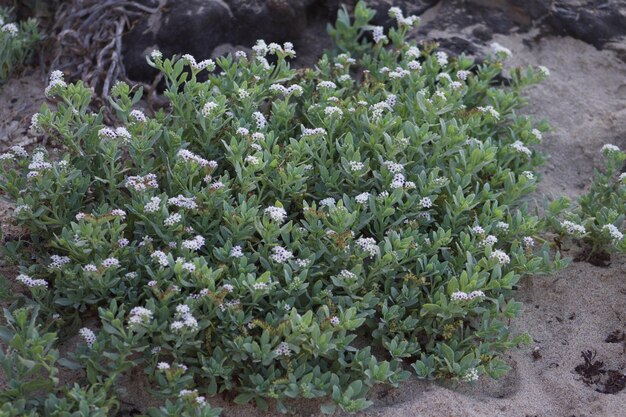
top-left (0, 1), bottom-right (625, 416)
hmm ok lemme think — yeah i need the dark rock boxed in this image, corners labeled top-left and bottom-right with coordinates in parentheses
top-left (471, 24), bottom-right (493, 41)
top-left (123, 0), bottom-right (336, 82)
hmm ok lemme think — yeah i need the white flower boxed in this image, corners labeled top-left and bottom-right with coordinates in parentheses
top-left (270, 246), bottom-right (294, 263)
top-left (144, 196), bottom-right (161, 213)
top-left (420, 197), bottom-right (433, 209)
top-left (324, 106), bottom-right (343, 118)
top-left (511, 141), bottom-right (532, 157)
top-left (157, 362), bottom-right (170, 370)
top-left (538, 66), bottom-right (550, 77)
top-left (356, 237), bottom-right (378, 257)
top-left (302, 127), bottom-right (327, 137)
top-left (372, 26), bottom-right (387, 43)
top-left (491, 42), bottom-right (512, 58)
top-left (490, 250), bottom-right (510, 265)
top-left (355, 192), bottom-right (370, 204)
top-left (223, 284), bottom-right (234, 293)
top-left (472, 226), bottom-right (485, 235)
top-left (561, 220), bottom-right (586, 237)
top-left (101, 257), bottom-right (120, 268)
top-left (477, 105), bottom-right (500, 119)
top-left (79, 328), bottom-right (96, 348)
top-left (602, 224), bottom-right (623, 242)
top-left (83, 264), bottom-right (97, 272)
top-left (330, 316), bottom-right (340, 326)
top-left (274, 341), bottom-right (291, 357)
top-left (391, 173), bottom-right (405, 189)
top-left (182, 235), bottom-right (205, 251)
top-left (320, 197), bottom-right (336, 207)
top-left (150, 50), bottom-right (162, 60)
top-left (462, 368), bottom-right (479, 382)
top-left (496, 221), bottom-right (509, 231)
top-left (264, 206), bottom-right (287, 223)
top-left (230, 245), bottom-right (243, 258)
top-left (182, 54), bottom-right (215, 71)
top-left (601, 144), bottom-right (620, 155)
top-left (479, 235), bottom-right (498, 247)
top-left (317, 81), bottom-right (337, 89)
top-left (126, 173), bottom-right (158, 192)
top-left (168, 195), bottom-right (198, 209)
top-left (237, 127), bottom-right (249, 136)
top-left (348, 161), bottom-right (364, 171)
top-left (435, 51), bottom-right (448, 66)
top-left (523, 237), bottom-right (535, 248)
top-left (457, 70), bottom-right (471, 80)
top-left (252, 111), bottom-right (267, 130)
top-left (16, 274), bottom-right (48, 288)
top-left (2, 23), bottom-right (18, 37)
top-left (164, 213), bottom-right (182, 226)
top-left (531, 128), bottom-right (542, 141)
top-left (201, 101), bottom-right (218, 117)
top-left (130, 109), bottom-right (147, 123)
top-left (245, 155), bottom-right (260, 165)
top-left (128, 306), bottom-right (153, 327)
top-left (383, 160), bottom-right (404, 173)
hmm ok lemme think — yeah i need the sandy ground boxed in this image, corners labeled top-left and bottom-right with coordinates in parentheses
top-left (1, 32), bottom-right (625, 417)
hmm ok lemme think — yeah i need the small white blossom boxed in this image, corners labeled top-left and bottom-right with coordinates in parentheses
top-left (79, 328), bottom-right (96, 348)
top-left (230, 245), bottom-right (243, 258)
top-left (491, 42), bottom-right (512, 58)
top-left (164, 213), bottom-right (182, 226)
top-left (16, 274), bottom-right (48, 288)
top-left (523, 237), bottom-right (535, 248)
top-left (561, 220), bottom-right (586, 237)
top-left (602, 224), bottom-right (624, 242)
top-left (355, 192), bottom-right (370, 204)
top-left (601, 144), bottom-right (620, 155)
top-left (101, 257), bottom-right (120, 268)
top-left (264, 206), bottom-right (287, 223)
top-left (372, 26), bottom-right (387, 43)
top-left (490, 250), bottom-right (511, 265)
top-left (270, 246), bottom-right (294, 263)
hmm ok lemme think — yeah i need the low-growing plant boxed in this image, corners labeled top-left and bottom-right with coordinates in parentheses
top-left (0, 1), bottom-right (572, 414)
top-left (545, 144), bottom-right (626, 264)
top-left (0, 7), bottom-right (40, 83)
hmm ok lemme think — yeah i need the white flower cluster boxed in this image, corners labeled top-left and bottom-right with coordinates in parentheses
top-left (44, 70), bottom-right (67, 97)
top-left (168, 194), bottom-right (198, 209)
top-left (151, 251), bottom-right (169, 267)
top-left (523, 237), bottom-right (535, 248)
top-left (317, 80), bottom-right (337, 90)
top-left (531, 128), bottom-right (542, 141)
top-left (477, 105), bottom-right (500, 119)
top-left (383, 160), bottom-right (404, 173)
top-left (79, 328), bottom-right (96, 348)
top-left (16, 274), bottom-right (48, 288)
top-left (265, 205), bottom-right (287, 223)
top-left (451, 290), bottom-right (485, 301)
top-left (49, 255), bottom-right (71, 269)
top-left (27, 152), bottom-right (52, 178)
top-left (179, 389), bottom-right (206, 406)
top-left (0, 145), bottom-right (28, 161)
top-left (435, 51), bottom-right (448, 66)
top-left (479, 235), bottom-right (498, 247)
top-left (201, 101), bottom-right (218, 117)
top-left (388, 67), bottom-right (410, 79)
top-left (126, 173), bottom-right (158, 191)
top-left (320, 197), bottom-right (336, 207)
top-left (372, 26), bottom-right (387, 43)
top-left (230, 245), bottom-right (243, 258)
top-left (182, 235), bottom-right (205, 251)
top-left (171, 304), bottom-right (198, 332)
top-left (330, 316), bottom-right (340, 326)
top-left (420, 197), bottom-right (433, 208)
top-left (144, 196), bottom-right (161, 213)
top-left (300, 127), bottom-right (326, 138)
top-left (561, 220), bottom-right (586, 237)
top-left (538, 66), bottom-right (550, 77)
top-left (129, 109), bottom-right (147, 123)
top-left (601, 144), bottom-right (620, 155)
top-left (252, 111), bottom-right (266, 129)
top-left (270, 246), bottom-right (294, 263)
top-left (128, 306), bottom-right (153, 327)
top-left (1, 22), bottom-right (18, 37)
top-left (457, 70), bottom-right (470, 80)
top-left (356, 237), bottom-right (378, 257)
top-left (181, 54), bottom-right (215, 71)
top-left (177, 149), bottom-right (216, 168)
top-left (101, 257), bottom-right (120, 268)
top-left (324, 106), bottom-right (343, 118)
top-left (355, 192), bottom-right (370, 204)
top-left (269, 83), bottom-right (303, 96)
top-left (110, 208), bottom-right (126, 220)
top-left (496, 221), bottom-right (509, 231)
top-left (388, 7), bottom-right (419, 27)
top-left (490, 249), bottom-right (511, 265)
top-left (164, 213), bottom-right (182, 226)
top-left (462, 368), bottom-right (480, 383)
top-left (511, 140), bottom-right (532, 157)
top-left (602, 224), bottom-right (624, 242)
top-left (274, 341), bottom-right (291, 357)
top-left (491, 42), bottom-right (512, 58)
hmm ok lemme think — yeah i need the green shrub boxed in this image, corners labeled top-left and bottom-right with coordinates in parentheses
top-left (0, 8), bottom-right (40, 83)
top-left (0, 2), bottom-right (569, 414)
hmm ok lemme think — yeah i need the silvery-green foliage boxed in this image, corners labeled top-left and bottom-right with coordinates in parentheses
top-left (0, 1), bottom-right (569, 414)
top-left (0, 8), bottom-right (40, 83)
